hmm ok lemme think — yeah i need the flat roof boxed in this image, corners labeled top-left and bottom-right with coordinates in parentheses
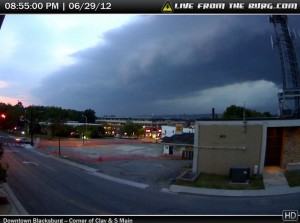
top-left (196, 119), bottom-right (300, 127)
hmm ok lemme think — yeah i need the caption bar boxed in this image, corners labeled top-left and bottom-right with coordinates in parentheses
top-left (0, 216), bottom-right (287, 223)
top-left (0, 0), bottom-right (300, 13)
top-left (2, 217), bottom-right (133, 223)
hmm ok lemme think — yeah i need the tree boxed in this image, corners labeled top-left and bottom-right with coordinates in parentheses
top-left (0, 142), bottom-right (8, 183)
top-left (222, 105), bottom-right (273, 119)
top-left (74, 125), bottom-right (104, 139)
top-left (120, 123), bottom-right (144, 137)
top-left (0, 102), bottom-right (99, 133)
top-left (0, 102), bottom-right (25, 130)
top-left (82, 109), bottom-right (96, 123)
top-left (263, 112), bottom-right (272, 117)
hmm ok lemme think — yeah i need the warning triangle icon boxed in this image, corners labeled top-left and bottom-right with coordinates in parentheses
top-left (162, 1), bottom-right (173, 13)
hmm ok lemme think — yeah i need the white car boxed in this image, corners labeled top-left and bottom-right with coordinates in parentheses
top-left (15, 137), bottom-right (31, 144)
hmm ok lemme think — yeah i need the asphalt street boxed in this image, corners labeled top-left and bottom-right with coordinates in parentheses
top-left (1, 135), bottom-right (300, 215)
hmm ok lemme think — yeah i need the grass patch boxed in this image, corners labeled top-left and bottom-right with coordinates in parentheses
top-left (176, 173), bottom-right (264, 190)
top-left (285, 170), bottom-right (300, 187)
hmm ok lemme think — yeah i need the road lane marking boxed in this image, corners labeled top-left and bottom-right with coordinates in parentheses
top-left (9, 152), bottom-right (109, 214)
top-left (25, 147), bottom-right (148, 189)
top-left (22, 161), bottom-right (39, 165)
top-left (3, 142), bottom-right (22, 146)
top-left (50, 154), bottom-right (149, 189)
top-left (40, 163), bottom-right (56, 172)
top-left (16, 146), bottom-right (55, 171)
top-left (5, 150), bottom-right (20, 153)
top-left (22, 157), bottom-right (56, 172)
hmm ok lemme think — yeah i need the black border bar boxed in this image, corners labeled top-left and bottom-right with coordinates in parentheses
top-left (0, 0), bottom-right (300, 14)
top-left (0, 215), bottom-right (285, 223)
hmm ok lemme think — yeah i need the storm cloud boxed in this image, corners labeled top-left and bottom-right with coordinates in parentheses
top-left (32, 15), bottom-right (300, 116)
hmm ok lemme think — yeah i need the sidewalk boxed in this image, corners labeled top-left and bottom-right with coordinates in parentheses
top-left (0, 183), bottom-right (28, 215)
top-left (169, 184), bottom-right (300, 197)
top-left (45, 152), bottom-right (300, 197)
top-left (0, 186), bottom-right (11, 215)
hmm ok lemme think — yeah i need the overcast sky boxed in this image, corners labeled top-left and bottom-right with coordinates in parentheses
top-left (1, 15), bottom-right (300, 117)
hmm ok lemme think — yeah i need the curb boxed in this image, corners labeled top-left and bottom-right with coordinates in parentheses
top-left (3, 183), bottom-right (28, 214)
top-left (51, 155), bottom-right (149, 189)
top-left (0, 187), bottom-right (11, 215)
top-left (8, 146), bottom-right (300, 203)
top-left (1, 183), bottom-right (28, 215)
top-left (29, 147), bottom-right (300, 197)
top-left (169, 184), bottom-right (300, 197)
top-left (30, 149), bottom-right (149, 189)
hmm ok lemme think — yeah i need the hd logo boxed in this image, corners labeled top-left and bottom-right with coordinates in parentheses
top-left (282, 210), bottom-right (299, 222)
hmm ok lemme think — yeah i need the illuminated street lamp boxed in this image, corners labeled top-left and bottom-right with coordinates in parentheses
top-left (1, 114), bottom-right (6, 130)
top-left (82, 115), bottom-right (87, 146)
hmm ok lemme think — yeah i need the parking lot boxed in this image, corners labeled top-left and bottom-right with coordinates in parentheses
top-left (37, 139), bottom-right (193, 188)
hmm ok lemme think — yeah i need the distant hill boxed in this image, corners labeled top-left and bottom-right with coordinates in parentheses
top-left (131, 114), bottom-right (214, 120)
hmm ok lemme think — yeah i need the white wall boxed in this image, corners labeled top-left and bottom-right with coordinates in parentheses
top-left (161, 125), bottom-right (194, 137)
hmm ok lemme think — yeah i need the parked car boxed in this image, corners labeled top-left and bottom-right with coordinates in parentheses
top-left (15, 137), bottom-right (31, 144)
top-left (70, 132), bottom-right (80, 138)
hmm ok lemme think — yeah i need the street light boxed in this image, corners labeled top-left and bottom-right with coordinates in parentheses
top-left (82, 115), bottom-right (87, 146)
top-left (0, 114), bottom-right (6, 130)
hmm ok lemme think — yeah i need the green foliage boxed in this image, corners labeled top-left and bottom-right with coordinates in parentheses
top-left (0, 162), bottom-right (8, 183)
top-left (81, 109), bottom-right (96, 123)
top-left (51, 124), bottom-right (74, 137)
top-left (74, 125), bottom-right (104, 138)
top-left (120, 123), bottom-right (145, 137)
top-left (0, 101), bottom-right (98, 133)
top-left (26, 105), bottom-right (81, 123)
top-left (0, 102), bottom-right (25, 130)
top-left (263, 112), bottom-right (272, 117)
top-left (222, 105), bottom-right (272, 119)
top-left (0, 142), bottom-right (8, 183)
top-left (176, 173), bottom-right (264, 190)
top-left (285, 170), bottom-right (300, 187)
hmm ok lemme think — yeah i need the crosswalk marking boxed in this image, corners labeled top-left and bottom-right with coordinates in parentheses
top-left (2, 142), bottom-right (22, 147)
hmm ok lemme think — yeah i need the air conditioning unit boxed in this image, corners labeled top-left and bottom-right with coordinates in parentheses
top-left (229, 166), bottom-right (250, 184)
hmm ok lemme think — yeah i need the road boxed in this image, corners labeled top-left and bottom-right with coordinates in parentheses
top-left (1, 134), bottom-right (300, 215)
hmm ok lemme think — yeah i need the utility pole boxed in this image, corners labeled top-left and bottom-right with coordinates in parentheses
top-left (58, 122), bottom-right (61, 156)
top-left (30, 109), bottom-right (34, 146)
top-left (82, 115), bottom-right (87, 146)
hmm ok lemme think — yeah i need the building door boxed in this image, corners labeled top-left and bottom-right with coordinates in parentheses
top-left (264, 128), bottom-right (283, 166)
top-left (169, 146), bottom-right (173, 155)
